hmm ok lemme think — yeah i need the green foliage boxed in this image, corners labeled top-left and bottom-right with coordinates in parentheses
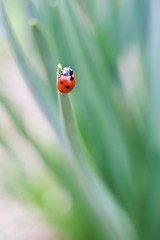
top-left (1, 0), bottom-right (160, 239)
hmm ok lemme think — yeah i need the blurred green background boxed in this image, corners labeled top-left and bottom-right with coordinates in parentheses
top-left (0, 0), bottom-right (160, 239)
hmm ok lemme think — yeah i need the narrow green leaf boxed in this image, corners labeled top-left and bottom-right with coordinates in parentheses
top-left (29, 19), bottom-right (59, 92)
top-left (57, 65), bottom-right (138, 240)
top-left (0, 0), bottom-right (61, 139)
top-left (143, 1), bottom-right (160, 239)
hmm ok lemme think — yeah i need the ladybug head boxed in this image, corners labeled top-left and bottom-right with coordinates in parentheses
top-left (62, 67), bottom-right (73, 77)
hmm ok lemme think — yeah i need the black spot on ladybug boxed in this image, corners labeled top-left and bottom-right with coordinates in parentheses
top-left (65, 86), bottom-right (70, 89)
top-left (60, 81), bottom-right (63, 84)
top-left (60, 90), bottom-right (64, 93)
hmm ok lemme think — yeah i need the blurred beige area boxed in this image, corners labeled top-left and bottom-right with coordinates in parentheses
top-left (0, 194), bottom-right (54, 240)
top-left (0, 34), bottom-right (57, 239)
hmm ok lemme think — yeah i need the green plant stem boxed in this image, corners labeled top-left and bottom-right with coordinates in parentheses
top-left (56, 65), bottom-right (138, 240)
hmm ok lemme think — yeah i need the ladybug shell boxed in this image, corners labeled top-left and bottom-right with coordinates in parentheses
top-left (57, 72), bottom-right (76, 94)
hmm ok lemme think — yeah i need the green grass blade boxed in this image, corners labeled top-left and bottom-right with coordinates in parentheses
top-left (143, 1), bottom-right (160, 239)
top-left (57, 65), bottom-right (138, 240)
top-left (30, 19), bottom-right (55, 88)
top-left (0, 0), bottom-right (61, 138)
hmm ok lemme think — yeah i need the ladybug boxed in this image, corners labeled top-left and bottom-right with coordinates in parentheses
top-left (57, 66), bottom-right (76, 94)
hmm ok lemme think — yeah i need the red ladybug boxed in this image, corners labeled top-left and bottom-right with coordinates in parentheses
top-left (57, 67), bottom-right (76, 94)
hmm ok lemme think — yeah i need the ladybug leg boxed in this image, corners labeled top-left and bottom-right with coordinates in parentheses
top-left (70, 75), bottom-right (74, 80)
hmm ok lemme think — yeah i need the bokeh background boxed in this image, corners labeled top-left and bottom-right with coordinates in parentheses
top-left (0, 0), bottom-right (160, 239)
